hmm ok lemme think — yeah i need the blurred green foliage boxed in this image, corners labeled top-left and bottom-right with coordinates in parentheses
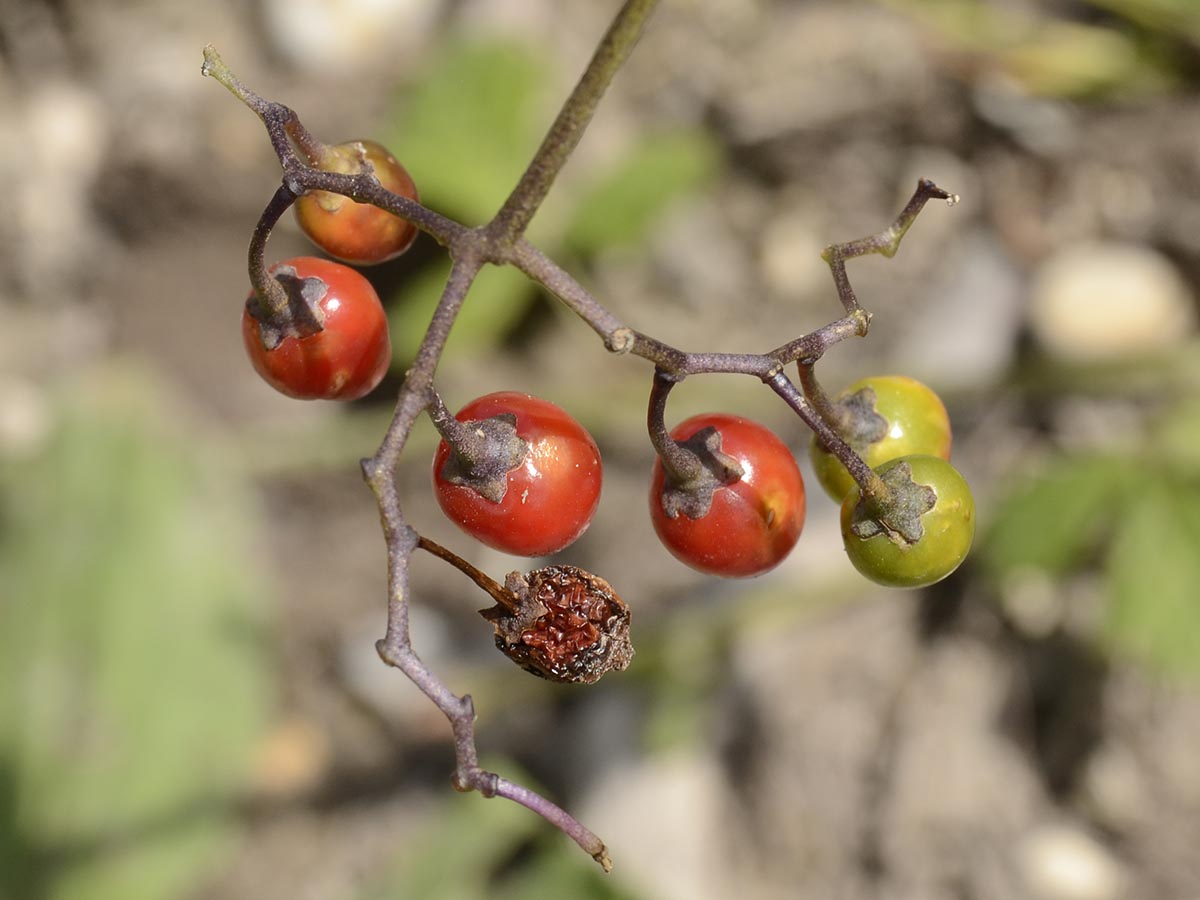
top-left (384, 38), bottom-right (719, 366)
top-left (0, 367), bottom-right (270, 900)
top-left (1085, 0), bottom-right (1200, 44)
top-left (361, 760), bottom-right (637, 900)
top-left (388, 41), bottom-right (551, 227)
top-left (879, 0), bottom-right (1195, 97)
top-left (562, 131), bottom-right (721, 256)
top-left (985, 401), bottom-right (1200, 677)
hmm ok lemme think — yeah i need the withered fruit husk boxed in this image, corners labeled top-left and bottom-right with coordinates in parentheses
top-left (480, 565), bottom-right (633, 685)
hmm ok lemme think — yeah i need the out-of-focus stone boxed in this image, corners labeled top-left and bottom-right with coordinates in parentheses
top-left (9, 81), bottom-right (108, 294)
top-left (262, 0), bottom-right (441, 73)
top-left (890, 231), bottom-right (1024, 391)
top-left (759, 203), bottom-right (830, 302)
top-left (580, 751), bottom-right (732, 900)
top-left (716, 5), bottom-right (932, 142)
top-left (1082, 742), bottom-right (1149, 832)
top-left (0, 377), bottom-right (51, 460)
top-left (1028, 242), bottom-right (1195, 363)
top-left (1016, 823), bottom-right (1127, 900)
top-left (250, 716), bottom-right (333, 798)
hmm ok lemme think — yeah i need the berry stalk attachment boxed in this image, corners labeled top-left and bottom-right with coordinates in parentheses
top-left (417, 536), bottom-right (633, 685)
top-left (648, 371), bottom-right (806, 577)
top-left (205, 0), bottom-right (968, 870)
top-left (431, 392), bottom-right (603, 557)
top-left (840, 455), bottom-right (975, 588)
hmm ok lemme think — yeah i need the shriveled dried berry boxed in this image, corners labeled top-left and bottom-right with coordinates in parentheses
top-left (481, 566), bottom-right (633, 685)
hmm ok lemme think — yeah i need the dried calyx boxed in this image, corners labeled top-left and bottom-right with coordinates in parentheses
top-left (657, 426), bottom-right (744, 521)
top-left (436, 413), bottom-right (530, 504)
top-left (849, 459), bottom-right (937, 545)
top-left (247, 265), bottom-right (328, 349)
top-left (828, 386), bottom-right (888, 449)
top-left (482, 566), bottom-right (634, 685)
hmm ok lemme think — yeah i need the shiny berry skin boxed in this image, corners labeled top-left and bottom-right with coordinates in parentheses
top-left (432, 392), bottom-right (602, 557)
top-left (811, 375), bottom-right (952, 502)
top-left (650, 413), bottom-right (806, 578)
top-left (294, 139), bottom-right (419, 265)
top-left (242, 256), bottom-right (390, 401)
top-left (840, 455), bottom-right (974, 588)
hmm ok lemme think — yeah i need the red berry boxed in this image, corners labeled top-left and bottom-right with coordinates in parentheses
top-left (432, 392), bottom-right (603, 557)
top-left (295, 139), bottom-right (419, 265)
top-left (650, 413), bottom-right (806, 578)
top-left (242, 256), bottom-right (390, 400)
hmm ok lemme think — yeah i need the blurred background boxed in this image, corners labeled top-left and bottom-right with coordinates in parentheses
top-left (3, 0), bottom-right (1200, 898)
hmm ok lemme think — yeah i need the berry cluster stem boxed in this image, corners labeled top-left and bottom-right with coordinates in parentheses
top-left (488, 0), bottom-right (660, 247)
top-left (426, 390), bottom-right (479, 456)
top-left (646, 369), bottom-right (704, 484)
top-left (417, 535), bottom-right (519, 614)
top-left (821, 178), bottom-right (957, 314)
top-left (767, 370), bottom-right (888, 501)
top-left (210, 0), bottom-right (954, 874)
top-left (796, 362), bottom-right (843, 429)
top-left (245, 183), bottom-right (299, 322)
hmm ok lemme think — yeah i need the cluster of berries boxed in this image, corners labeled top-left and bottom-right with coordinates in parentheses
top-left (241, 136), bottom-right (974, 681)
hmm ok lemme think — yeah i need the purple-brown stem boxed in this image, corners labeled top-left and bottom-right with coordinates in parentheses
top-left (209, 0), bottom-right (951, 870)
top-left (646, 369), bottom-right (703, 483)
top-left (767, 370), bottom-right (887, 500)
top-left (821, 178), bottom-right (956, 315)
top-left (797, 361), bottom-right (846, 432)
top-left (426, 391), bottom-right (479, 456)
top-left (489, 0), bottom-right (661, 246)
top-left (417, 535), bottom-right (519, 614)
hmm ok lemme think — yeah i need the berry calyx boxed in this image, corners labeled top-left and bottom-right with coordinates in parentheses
top-left (242, 256), bottom-right (390, 400)
top-left (295, 139), bottom-right (419, 265)
top-left (840, 454), bottom-right (974, 588)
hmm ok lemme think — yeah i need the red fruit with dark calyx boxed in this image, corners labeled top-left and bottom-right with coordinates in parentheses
top-left (650, 413), bottom-right (806, 578)
top-left (432, 392), bottom-right (603, 557)
top-left (242, 256), bottom-right (390, 401)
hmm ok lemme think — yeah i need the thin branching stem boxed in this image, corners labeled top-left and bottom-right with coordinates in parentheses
top-left (822, 178), bottom-right (956, 314)
top-left (489, 0), bottom-right (661, 246)
top-left (246, 184), bottom-right (298, 318)
top-left (646, 369), bottom-right (703, 482)
top-left (208, 0), bottom-right (952, 870)
top-left (797, 361), bottom-right (843, 430)
top-left (494, 777), bottom-right (612, 872)
top-left (417, 535), bottom-right (519, 613)
top-left (767, 370), bottom-right (887, 500)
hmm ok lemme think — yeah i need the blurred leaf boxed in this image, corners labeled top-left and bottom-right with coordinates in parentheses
top-left (361, 759), bottom-right (544, 900)
top-left (493, 846), bottom-right (640, 900)
top-left (881, 0), bottom-right (1176, 97)
top-left (1002, 19), bottom-right (1150, 98)
top-left (1105, 478), bottom-right (1200, 677)
top-left (1083, 0), bottom-right (1200, 43)
top-left (0, 366), bottom-right (269, 900)
top-left (565, 131), bottom-right (720, 255)
top-left (984, 455), bottom-right (1132, 576)
top-left (388, 259), bottom-right (534, 366)
top-left (387, 40), bottom-right (550, 225)
top-left (363, 756), bottom-right (641, 900)
top-left (1154, 399), bottom-right (1200, 475)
